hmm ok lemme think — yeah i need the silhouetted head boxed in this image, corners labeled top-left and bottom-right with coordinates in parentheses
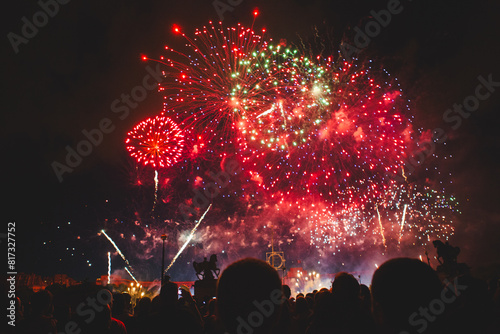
top-left (216, 258), bottom-right (283, 334)
top-left (331, 272), bottom-right (360, 301)
top-left (112, 293), bottom-right (125, 316)
top-left (294, 296), bottom-right (309, 314)
top-left (160, 281), bottom-right (179, 309)
top-left (282, 285), bottom-right (291, 299)
top-left (207, 298), bottom-right (217, 316)
top-left (122, 293), bottom-right (131, 307)
top-left (432, 240), bottom-right (443, 248)
top-left (371, 257), bottom-right (442, 333)
top-left (359, 284), bottom-right (370, 298)
top-left (305, 294), bottom-right (314, 309)
top-left (359, 284), bottom-right (371, 305)
top-left (151, 295), bottom-right (161, 310)
top-left (86, 303), bottom-right (112, 333)
top-left (312, 288), bottom-right (331, 313)
top-left (135, 297), bottom-right (151, 317)
top-left (30, 290), bottom-right (54, 317)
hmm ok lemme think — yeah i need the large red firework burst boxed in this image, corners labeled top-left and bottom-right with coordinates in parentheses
top-left (125, 115), bottom-right (185, 169)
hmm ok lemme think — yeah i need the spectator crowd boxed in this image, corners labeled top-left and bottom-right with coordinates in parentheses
top-left (8, 257), bottom-right (500, 334)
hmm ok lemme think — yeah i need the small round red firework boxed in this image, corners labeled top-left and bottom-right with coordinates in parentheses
top-left (125, 115), bottom-right (185, 168)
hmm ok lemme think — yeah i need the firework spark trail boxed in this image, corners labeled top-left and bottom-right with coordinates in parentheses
top-left (153, 169), bottom-right (159, 211)
top-left (125, 267), bottom-right (139, 283)
top-left (107, 252), bottom-right (111, 285)
top-left (256, 105), bottom-right (276, 119)
top-left (101, 230), bottom-right (130, 266)
top-left (398, 204), bottom-right (408, 244)
top-left (101, 230), bottom-right (138, 282)
top-left (165, 204), bottom-right (212, 274)
top-left (375, 205), bottom-right (386, 248)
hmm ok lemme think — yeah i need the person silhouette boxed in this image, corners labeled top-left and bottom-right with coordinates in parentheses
top-left (216, 258), bottom-right (284, 334)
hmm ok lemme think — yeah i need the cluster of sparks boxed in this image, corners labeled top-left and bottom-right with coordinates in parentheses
top-left (121, 17), bottom-right (458, 276)
top-left (299, 181), bottom-right (457, 253)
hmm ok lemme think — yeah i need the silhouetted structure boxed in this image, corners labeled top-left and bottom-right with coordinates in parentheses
top-left (432, 240), bottom-right (470, 278)
top-left (193, 254), bottom-right (220, 280)
top-left (193, 254), bottom-right (219, 303)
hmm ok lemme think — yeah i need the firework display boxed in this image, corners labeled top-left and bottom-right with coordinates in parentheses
top-left (117, 19), bottom-right (459, 280)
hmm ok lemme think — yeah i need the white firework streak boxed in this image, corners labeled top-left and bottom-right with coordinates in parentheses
top-left (125, 267), bottom-right (138, 283)
top-left (153, 169), bottom-right (159, 211)
top-left (375, 205), bottom-right (386, 248)
top-left (107, 252), bottom-right (111, 285)
top-left (165, 204), bottom-right (212, 274)
top-left (257, 102), bottom-right (286, 125)
top-left (398, 204), bottom-right (408, 244)
top-left (256, 104), bottom-right (276, 118)
top-left (101, 229), bottom-right (138, 282)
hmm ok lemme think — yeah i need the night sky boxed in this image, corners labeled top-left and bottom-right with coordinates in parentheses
top-left (3, 0), bottom-right (500, 282)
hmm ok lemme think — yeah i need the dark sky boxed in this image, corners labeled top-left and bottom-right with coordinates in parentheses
top-left (2, 0), bottom-right (500, 281)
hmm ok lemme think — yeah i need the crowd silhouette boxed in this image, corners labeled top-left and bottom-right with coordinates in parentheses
top-left (9, 256), bottom-right (500, 334)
